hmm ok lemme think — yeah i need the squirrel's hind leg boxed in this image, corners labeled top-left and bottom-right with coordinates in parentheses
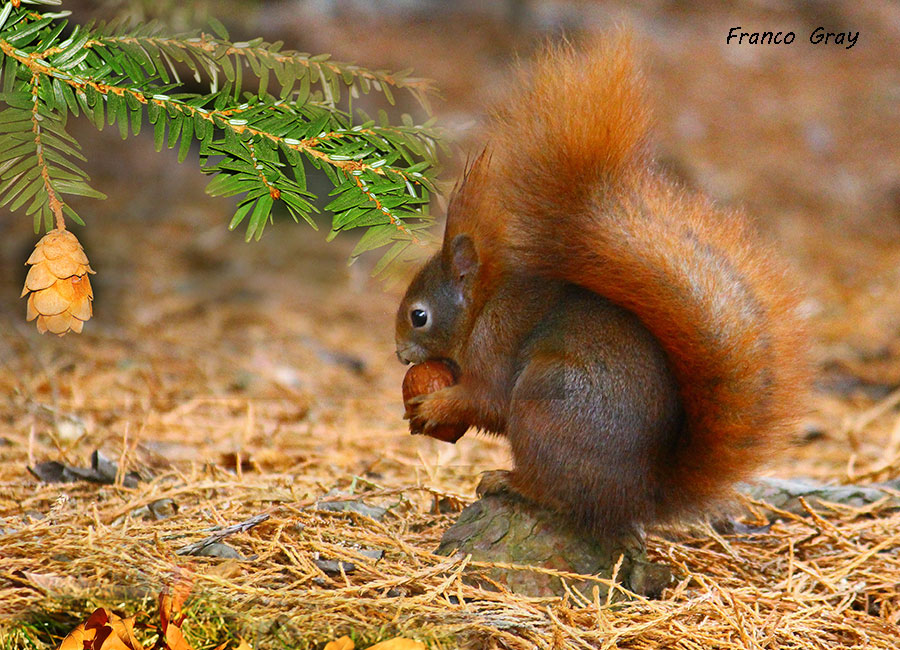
top-left (502, 360), bottom-right (648, 536)
top-left (502, 303), bottom-right (682, 537)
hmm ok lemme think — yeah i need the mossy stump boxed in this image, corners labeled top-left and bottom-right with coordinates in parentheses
top-left (436, 484), bottom-right (673, 600)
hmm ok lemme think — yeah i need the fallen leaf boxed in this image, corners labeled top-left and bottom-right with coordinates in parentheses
top-left (57, 610), bottom-right (104, 650)
top-left (56, 608), bottom-right (140, 650)
top-left (108, 614), bottom-right (144, 650)
top-left (58, 625), bottom-right (91, 650)
top-left (83, 609), bottom-right (110, 631)
top-left (323, 636), bottom-right (354, 650)
top-left (365, 639), bottom-right (424, 650)
top-left (21, 571), bottom-right (86, 595)
top-left (164, 622), bottom-right (194, 650)
top-left (205, 560), bottom-right (243, 580)
top-left (158, 569), bottom-right (194, 632)
top-left (94, 626), bottom-right (134, 650)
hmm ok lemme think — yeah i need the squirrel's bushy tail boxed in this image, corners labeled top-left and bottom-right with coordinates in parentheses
top-left (454, 33), bottom-right (809, 522)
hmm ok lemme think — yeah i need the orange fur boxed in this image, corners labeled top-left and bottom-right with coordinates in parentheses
top-left (450, 33), bottom-right (809, 522)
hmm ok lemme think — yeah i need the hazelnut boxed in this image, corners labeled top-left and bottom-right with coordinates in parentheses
top-left (402, 360), bottom-right (468, 443)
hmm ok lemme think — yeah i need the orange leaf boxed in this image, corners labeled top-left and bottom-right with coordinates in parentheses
top-left (159, 570), bottom-right (194, 632)
top-left (57, 625), bottom-right (88, 650)
top-left (57, 608), bottom-right (113, 650)
top-left (365, 639), bottom-right (425, 650)
top-left (84, 608), bottom-right (111, 631)
top-left (108, 614), bottom-right (145, 650)
top-left (164, 621), bottom-right (195, 650)
top-left (204, 560), bottom-right (242, 580)
top-left (57, 622), bottom-right (96, 650)
top-left (94, 626), bottom-right (134, 650)
top-left (158, 593), bottom-right (174, 633)
top-left (323, 636), bottom-right (355, 650)
top-left (57, 607), bottom-right (118, 650)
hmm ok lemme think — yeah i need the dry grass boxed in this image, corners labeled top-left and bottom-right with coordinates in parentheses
top-left (3, 1), bottom-right (900, 648)
top-left (2, 451), bottom-right (899, 649)
top-left (2, 196), bottom-right (899, 647)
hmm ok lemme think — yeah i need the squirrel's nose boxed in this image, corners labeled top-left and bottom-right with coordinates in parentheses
top-left (395, 346), bottom-right (412, 365)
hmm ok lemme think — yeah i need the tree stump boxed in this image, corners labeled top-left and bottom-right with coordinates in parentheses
top-left (435, 484), bottom-right (672, 600)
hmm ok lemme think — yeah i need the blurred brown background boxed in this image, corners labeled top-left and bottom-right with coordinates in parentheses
top-left (1, 0), bottom-right (899, 489)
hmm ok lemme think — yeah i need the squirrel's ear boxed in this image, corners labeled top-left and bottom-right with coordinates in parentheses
top-left (449, 234), bottom-right (479, 296)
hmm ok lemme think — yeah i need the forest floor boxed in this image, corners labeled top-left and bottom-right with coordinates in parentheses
top-left (2, 1), bottom-right (900, 649)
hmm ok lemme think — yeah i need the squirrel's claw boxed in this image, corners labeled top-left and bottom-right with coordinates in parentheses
top-left (405, 392), bottom-right (437, 434)
top-left (477, 470), bottom-right (514, 498)
top-left (406, 394), bottom-right (428, 407)
top-left (409, 408), bottom-right (435, 436)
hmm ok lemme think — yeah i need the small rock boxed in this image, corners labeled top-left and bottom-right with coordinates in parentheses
top-left (194, 542), bottom-right (244, 559)
top-left (314, 558), bottom-right (356, 574)
top-left (313, 492), bottom-right (387, 521)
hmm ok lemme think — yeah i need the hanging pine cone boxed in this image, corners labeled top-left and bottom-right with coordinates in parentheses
top-left (20, 228), bottom-right (94, 336)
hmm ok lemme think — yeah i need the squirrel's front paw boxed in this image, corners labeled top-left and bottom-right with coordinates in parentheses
top-left (404, 391), bottom-right (439, 435)
top-left (476, 470), bottom-right (514, 498)
top-left (405, 388), bottom-right (468, 442)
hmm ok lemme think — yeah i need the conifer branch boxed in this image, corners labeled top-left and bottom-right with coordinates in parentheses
top-left (94, 32), bottom-right (436, 110)
top-left (0, 0), bottom-right (443, 272)
top-left (29, 71), bottom-right (64, 229)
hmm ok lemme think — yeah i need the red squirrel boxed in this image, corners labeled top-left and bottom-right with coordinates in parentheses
top-left (395, 34), bottom-right (809, 537)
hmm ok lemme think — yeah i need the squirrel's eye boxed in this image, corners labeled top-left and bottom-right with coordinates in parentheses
top-left (410, 308), bottom-right (428, 328)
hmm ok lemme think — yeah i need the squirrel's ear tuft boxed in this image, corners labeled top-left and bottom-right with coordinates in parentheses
top-left (449, 234), bottom-right (480, 291)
